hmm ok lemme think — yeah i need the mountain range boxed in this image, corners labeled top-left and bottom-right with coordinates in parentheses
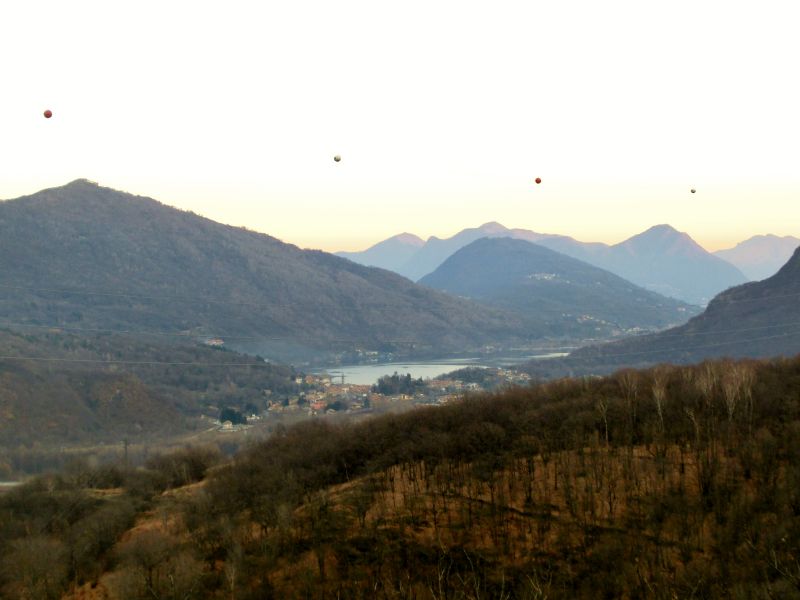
top-left (419, 237), bottom-right (697, 339)
top-left (4, 180), bottom-right (792, 373)
top-left (338, 222), bottom-right (751, 305)
top-left (522, 245), bottom-right (800, 377)
top-left (0, 180), bottom-right (536, 361)
top-left (337, 233), bottom-right (425, 274)
top-left (714, 234), bottom-right (800, 281)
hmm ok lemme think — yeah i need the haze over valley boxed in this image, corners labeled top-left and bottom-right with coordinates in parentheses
top-left (0, 179), bottom-right (797, 456)
top-left (0, 180), bottom-right (713, 368)
top-left (1, 181), bottom-right (797, 442)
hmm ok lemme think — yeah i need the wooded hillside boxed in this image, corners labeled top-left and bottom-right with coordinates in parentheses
top-left (2, 354), bottom-right (799, 598)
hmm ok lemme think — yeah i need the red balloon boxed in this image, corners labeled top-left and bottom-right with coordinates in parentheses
top-left (43, 110), bottom-right (52, 119)
top-left (535, 177), bottom-right (542, 184)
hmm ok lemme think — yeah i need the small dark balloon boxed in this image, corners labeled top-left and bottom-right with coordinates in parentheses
top-left (691, 188), bottom-right (696, 193)
top-left (43, 109), bottom-right (52, 119)
top-left (535, 177), bottom-right (542, 184)
top-left (333, 155), bottom-right (341, 162)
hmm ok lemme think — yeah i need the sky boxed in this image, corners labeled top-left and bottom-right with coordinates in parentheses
top-left (1, 0), bottom-right (798, 252)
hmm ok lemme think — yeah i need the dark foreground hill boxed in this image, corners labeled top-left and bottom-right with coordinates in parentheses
top-left (0, 180), bottom-right (532, 361)
top-left (524, 245), bottom-right (800, 377)
top-left (419, 238), bottom-right (698, 338)
top-left (3, 355), bottom-right (800, 598)
top-left (0, 329), bottom-right (298, 448)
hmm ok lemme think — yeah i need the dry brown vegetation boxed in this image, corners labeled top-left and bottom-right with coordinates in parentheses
top-left (2, 356), bottom-right (800, 598)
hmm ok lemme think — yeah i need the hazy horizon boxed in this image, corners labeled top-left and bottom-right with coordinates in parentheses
top-left (2, 178), bottom-right (797, 255)
top-left (3, 1), bottom-right (799, 253)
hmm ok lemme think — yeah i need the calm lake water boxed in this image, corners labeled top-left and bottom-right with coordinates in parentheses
top-left (318, 354), bottom-right (567, 385)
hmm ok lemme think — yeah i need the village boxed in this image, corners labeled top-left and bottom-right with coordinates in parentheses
top-left (213, 367), bottom-right (532, 431)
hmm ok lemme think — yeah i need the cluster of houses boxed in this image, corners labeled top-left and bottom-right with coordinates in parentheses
top-left (265, 369), bottom-right (532, 417)
top-left (211, 367), bottom-right (532, 430)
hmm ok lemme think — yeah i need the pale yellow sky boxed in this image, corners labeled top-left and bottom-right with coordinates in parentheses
top-left (1, 0), bottom-right (798, 253)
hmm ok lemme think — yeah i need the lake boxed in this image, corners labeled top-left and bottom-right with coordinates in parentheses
top-left (317, 354), bottom-right (568, 385)
top-left (0, 481), bottom-right (22, 493)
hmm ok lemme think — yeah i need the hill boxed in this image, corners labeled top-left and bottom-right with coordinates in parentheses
top-left (0, 329), bottom-right (298, 448)
top-left (524, 245), bottom-right (800, 377)
top-left (714, 234), bottom-right (800, 280)
top-left (4, 355), bottom-right (800, 598)
top-left (0, 180), bottom-right (533, 361)
top-left (341, 222), bottom-right (747, 304)
top-left (419, 238), bottom-right (698, 338)
top-left (392, 222), bottom-right (518, 281)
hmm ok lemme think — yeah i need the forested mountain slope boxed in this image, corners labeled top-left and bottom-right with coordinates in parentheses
top-left (0, 329), bottom-right (297, 447)
top-left (0, 181), bottom-right (533, 360)
top-left (420, 237), bottom-right (697, 338)
top-left (523, 245), bottom-right (800, 377)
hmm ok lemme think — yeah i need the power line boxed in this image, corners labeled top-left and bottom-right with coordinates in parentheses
top-left (627, 319), bottom-right (800, 339)
top-left (3, 281), bottom-right (799, 365)
top-left (0, 320), bottom-right (244, 340)
top-left (0, 283), bottom-right (300, 308)
top-left (709, 290), bottom-right (800, 305)
top-left (0, 283), bottom-right (400, 311)
top-left (2, 330), bottom-right (798, 369)
top-left (5, 315), bottom-right (800, 347)
top-left (3, 281), bottom-right (800, 313)
top-left (0, 321), bottom-right (424, 346)
top-left (0, 354), bottom-right (272, 367)
top-left (573, 330), bottom-right (800, 361)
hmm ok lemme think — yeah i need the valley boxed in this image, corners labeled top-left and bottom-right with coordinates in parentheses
top-left (0, 180), bottom-right (797, 599)
top-left (4, 3), bottom-right (799, 596)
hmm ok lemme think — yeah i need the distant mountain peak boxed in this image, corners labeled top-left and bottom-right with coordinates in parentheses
top-left (334, 231), bottom-right (424, 271)
top-left (618, 224), bottom-right (703, 256)
top-left (390, 232), bottom-right (425, 246)
top-left (640, 224), bottom-right (688, 240)
top-left (649, 223), bottom-right (679, 232)
top-left (714, 234), bottom-right (800, 281)
top-left (39, 179), bottom-right (140, 204)
top-left (66, 178), bottom-right (101, 187)
top-left (478, 221), bottom-right (509, 234)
